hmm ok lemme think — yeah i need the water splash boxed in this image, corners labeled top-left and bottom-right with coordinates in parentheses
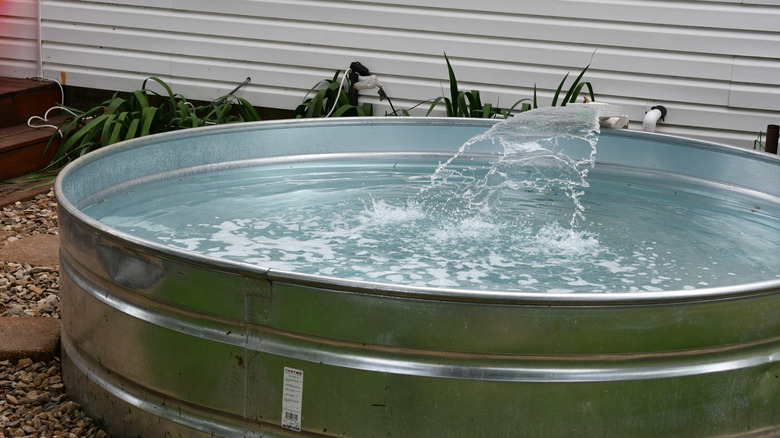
top-left (419, 106), bottom-right (601, 226)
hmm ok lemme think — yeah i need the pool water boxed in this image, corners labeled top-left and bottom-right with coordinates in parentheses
top-left (83, 155), bottom-right (780, 293)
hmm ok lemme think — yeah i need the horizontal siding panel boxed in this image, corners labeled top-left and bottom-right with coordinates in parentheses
top-left (0, 59), bottom-right (37, 78)
top-left (729, 84), bottom-right (780, 112)
top-left (0, 17), bottom-right (38, 40)
top-left (0, 38), bottom-right (38, 62)
top-left (733, 58), bottom-right (780, 85)
top-left (39, 5), bottom-right (761, 86)
top-left (347, 0), bottom-right (780, 32)
top-left (83, 0), bottom-right (780, 33)
top-left (43, 43), bottom-right (174, 75)
top-left (40, 22), bottom-right (738, 93)
top-left (0, 0), bottom-right (38, 79)
top-left (42, 20), bottom-right (737, 85)
top-left (1, 0), bottom-right (38, 17)
top-left (43, 1), bottom-right (780, 59)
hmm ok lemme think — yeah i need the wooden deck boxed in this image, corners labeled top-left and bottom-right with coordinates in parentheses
top-left (0, 77), bottom-right (62, 181)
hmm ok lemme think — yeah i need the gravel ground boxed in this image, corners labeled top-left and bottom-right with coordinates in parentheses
top-left (1, 189), bottom-right (59, 320)
top-left (1, 190), bottom-right (111, 438)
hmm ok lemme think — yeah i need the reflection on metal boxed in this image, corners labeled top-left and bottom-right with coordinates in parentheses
top-left (56, 118), bottom-right (780, 437)
top-left (97, 245), bottom-right (166, 290)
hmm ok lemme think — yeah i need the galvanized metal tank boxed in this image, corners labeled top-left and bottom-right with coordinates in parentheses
top-left (56, 118), bottom-right (780, 437)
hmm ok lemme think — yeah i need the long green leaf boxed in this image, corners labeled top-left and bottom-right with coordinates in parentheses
top-left (174, 101), bottom-right (194, 126)
top-left (100, 114), bottom-right (118, 146)
top-left (579, 82), bottom-right (596, 103)
top-left (140, 107), bottom-right (158, 136)
top-left (308, 89), bottom-right (325, 118)
top-left (125, 118), bottom-right (140, 140)
top-left (426, 96), bottom-right (446, 116)
top-left (145, 77), bottom-right (182, 119)
top-left (106, 97), bottom-right (127, 114)
top-left (302, 78), bottom-right (334, 101)
top-left (465, 91), bottom-right (479, 117)
top-left (143, 76), bottom-right (175, 100)
top-left (456, 92), bottom-right (469, 117)
top-left (237, 98), bottom-right (262, 121)
top-left (507, 98), bottom-right (531, 115)
top-left (331, 104), bottom-right (358, 118)
top-left (551, 73), bottom-right (570, 107)
top-left (481, 103), bottom-right (493, 118)
top-left (52, 113), bottom-right (109, 162)
top-left (533, 84), bottom-right (538, 109)
top-left (357, 103), bottom-right (372, 117)
top-left (443, 53), bottom-right (460, 117)
top-left (131, 90), bottom-right (150, 112)
top-left (106, 113), bottom-right (128, 145)
top-left (215, 101), bottom-right (232, 123)
top-left (561, 64), bottom-right (591, 106)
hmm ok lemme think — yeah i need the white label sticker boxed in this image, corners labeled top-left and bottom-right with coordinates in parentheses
top-left (281, 367), bottom-right (304, 432)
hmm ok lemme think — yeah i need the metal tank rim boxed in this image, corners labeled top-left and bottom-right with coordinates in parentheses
top-left (54, 116), bottom-right (780, 306)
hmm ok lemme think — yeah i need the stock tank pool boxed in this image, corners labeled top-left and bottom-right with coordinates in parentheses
top-left (56, 115), bottom-right (780, 437)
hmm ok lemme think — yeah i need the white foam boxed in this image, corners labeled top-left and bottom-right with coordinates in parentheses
top-left (171, 238), bottom-right (206, 251)
top-left (515, 275), bottom-right (539, 286)
top-left (431, 217), bottom-right (502, 242)
top-left (532, 224), bottom-right (602, 257)
top-left (207, 220), bottom-right (338, 262)
top-left (488, 253), bottom-right (514, 268)
top-left (594, 260), bottom-right (636, 274)
top-left (456, 268), bottom-right (489, 283)
top-left (360, 200), bottom-right (425, 224)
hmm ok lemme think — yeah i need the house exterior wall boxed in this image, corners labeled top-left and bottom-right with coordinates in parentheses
top-left (12, 0), bottom-right (780, 146)
top-left (0, 0), bottom-right (40, 78)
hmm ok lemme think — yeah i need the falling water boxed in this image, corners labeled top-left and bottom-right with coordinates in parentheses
top-left (418, 106), bottom-right (600, 227)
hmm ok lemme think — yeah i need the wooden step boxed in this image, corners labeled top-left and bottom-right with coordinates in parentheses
top-left (0, 116), bottom-right (64, 181)
top-left (0, 77), bottom-right (60, 130)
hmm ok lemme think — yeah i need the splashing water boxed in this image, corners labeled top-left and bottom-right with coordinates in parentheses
top-left (419, 106), bottom-right (600, 226)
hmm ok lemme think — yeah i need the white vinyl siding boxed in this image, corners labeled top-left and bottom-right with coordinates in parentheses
top-left (23, 1), bottom-right (780, 146)
top-left (0, 0), bottom-right (39, 78)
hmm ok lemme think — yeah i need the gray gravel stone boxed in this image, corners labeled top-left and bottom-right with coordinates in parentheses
top-left (0, 191), bottom-right (110, 437)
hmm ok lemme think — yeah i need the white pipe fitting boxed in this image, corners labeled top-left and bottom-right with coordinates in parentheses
top-left (643, 105), bottom-right (667, 132)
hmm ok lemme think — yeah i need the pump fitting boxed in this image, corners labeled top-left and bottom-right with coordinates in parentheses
top-left (643, 105), bottom-right (667, 132)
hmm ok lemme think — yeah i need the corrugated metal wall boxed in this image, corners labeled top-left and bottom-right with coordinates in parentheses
top-left (0, 0), bottom-right (39, 78)
top-left (15, 0), bottom-right (780, 146)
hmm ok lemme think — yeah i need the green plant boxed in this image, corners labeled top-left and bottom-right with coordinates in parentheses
top-left (427, 53), bottom-right (528, 118)
top-left (42, 77), bottom-right (261, 172)
top-left (549, 63), bottom-right (595, 107)
top-left (293, 70), bottom-right (373, 118)
top-left (527, 64), bottom-right (596, 110)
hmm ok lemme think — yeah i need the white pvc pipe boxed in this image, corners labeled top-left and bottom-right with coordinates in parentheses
top-left (643, 109), bottom-right (662, 132)
top-left (643, 106), bottom-right (667, 132)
